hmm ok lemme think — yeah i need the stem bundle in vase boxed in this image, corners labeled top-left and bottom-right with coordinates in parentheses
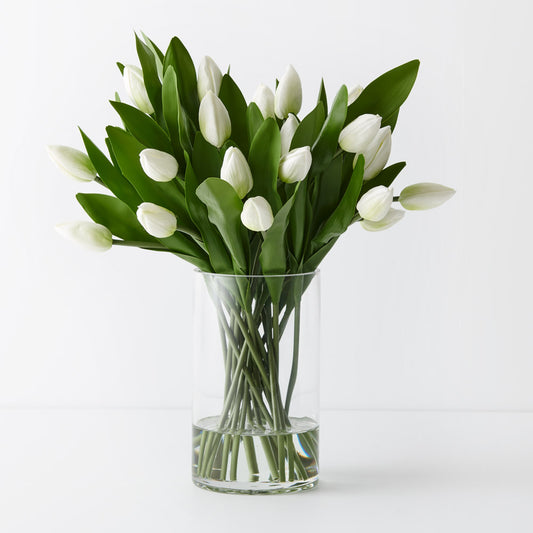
top-left (48, 33), bottom-right (455, 494)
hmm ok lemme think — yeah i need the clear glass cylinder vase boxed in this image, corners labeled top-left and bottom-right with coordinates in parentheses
top-left (192, 270), bottom-right (320, 494)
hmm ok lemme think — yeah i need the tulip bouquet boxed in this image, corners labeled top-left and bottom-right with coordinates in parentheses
top-left (49, 34), bottom-right (454, 492)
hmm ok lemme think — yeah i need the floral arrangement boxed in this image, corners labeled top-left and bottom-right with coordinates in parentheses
top-left (47, 34), bottom-right (455, 491)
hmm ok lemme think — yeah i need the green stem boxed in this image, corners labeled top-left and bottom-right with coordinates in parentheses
top-left (284, 299), bottom-right (301, 416)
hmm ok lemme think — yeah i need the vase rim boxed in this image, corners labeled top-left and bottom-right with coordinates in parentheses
top-left (194, 269), bottom-right (319, 279)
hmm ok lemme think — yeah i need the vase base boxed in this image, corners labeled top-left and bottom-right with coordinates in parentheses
top-left (192, 475), bottom-right (319, 495)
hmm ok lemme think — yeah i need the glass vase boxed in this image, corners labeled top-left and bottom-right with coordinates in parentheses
top-left (192, 271), bottom-right (320, 494)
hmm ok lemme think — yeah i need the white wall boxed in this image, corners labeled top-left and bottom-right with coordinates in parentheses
top-left (1, 0), bottom-right (531, 409)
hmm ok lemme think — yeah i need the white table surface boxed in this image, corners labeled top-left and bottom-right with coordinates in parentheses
top-left (1, 408), bottom-right (532, 532)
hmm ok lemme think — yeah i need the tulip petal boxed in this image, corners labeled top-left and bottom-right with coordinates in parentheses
top-left (399, 182), bottom-right (456, 210)
top-left (360, 208), bottom-right (404, 231)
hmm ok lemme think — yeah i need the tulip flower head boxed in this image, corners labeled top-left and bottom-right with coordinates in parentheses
top-left (279, 146), bottom-right (312, 184)
top-left (274, 65), bottom-right (302, 119)
top-left (252, 84), bottom-right (275, 119)
top-left (139, 148), bottom-right (178, 182)
top-left (123, 65), bottom-right (154, 114)
top-left (347, 85), bottom-right (363, 106)
top-left (280, 114), bottom-right (299, 156)
top-left (55, 221), bottom-right (112, 252)
top-left (241, 196), bottom-right (274, 232)
top-left (136, 202), bottom-right (177, 238)
top-left (360, 207), bottom-right (404, 232)
top-left (399, 183), bottom-right (456, 210)
top-left (197, 56), bottom-right (223, 100)
top-left (355, 126), bottom-right (392, 180)
top-left (47, 145), bottom-right (97, 182)
top-left (356, 185), bottom-right (394, 222)
top-left (199, 91), bottom-right (231, 148)
top-left (221, 147), bottom-right (253, 199)
top-left (339, 114), bottom-right (381, 153)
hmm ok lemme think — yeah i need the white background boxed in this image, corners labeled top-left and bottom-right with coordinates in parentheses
top-left (1, 0), bottom-right (532, 411)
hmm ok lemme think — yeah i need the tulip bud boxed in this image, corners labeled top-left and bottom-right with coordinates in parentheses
top-left (357, 126), bottom-right (392, 180)
top-left (252, 84), bottom-right (275, 119)
top-left (47, 145), bottom-right (97, 182)
top-left (220, 147), bottom-right (253, 199)
top-left (136, 202), bottom-right (177, 238)
top-left (279, 146), bottom-right (312, 184)
top-left (55, 221), bottom-right (112, 252)
top-left (399, 183), bottom-right (456, 210)
top-left (339, 114), bottom-right (381, 153)
top-left (280, 113), bottom-right (299, 156)
top-left (241, 196), bottom-right (274, 232)
top-left (347, 85), bottom-right (363, 106)
top-left (197, 56), bottom-right (223, 100)
top-left (274, 65), bottom-right (302, 119)
top-left (356, 185), bottom-right (393, 222)
top-left (360, 208), bottom-right (404, 232)
top-left (139, 148), bottom-right (178, 182)
top-left (198, 91), bottom-right (232, 148)
top-left (123, 65), bottom-right (154, 114)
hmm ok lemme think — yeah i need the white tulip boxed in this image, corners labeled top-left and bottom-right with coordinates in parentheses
top-left (347, 85), bottom-right (363, 106)
top-left (399, 183), bottom-right (456, 210)
top-left (139, 148), bottom-right (178, 182)
top-left (252, 84), bottom-right (275, 119)
top-left (136, 202), bottom-right (177, 238)
top-left (339, 113), bottom-right (381, 153)
top-left (357, 126), bottom-right (392, 180)
top-left (197, 56), bottom-right (223, 100)
top-left (241, 196), bottom-right (274, 232)
top-left (47, 145), bottom-right (97, 182)
top-left (274, 65), bottom-right (302, 119)
top-left (356, 186), bottom-right (393, 222)
top-left (198, 91), bottom-right (232, 148)
top-left (280, 113), bottom-right (299, 156)
top-left (221, 147), bottom-right (253, 199)
top-left (279, 146), bottom-right (312, 184)
top-left (360, 208), bottom-right (404, 232)
top-left (55, 221), bottom-right (112, 252)
top-left (123, 65), bottom-right (154, 114)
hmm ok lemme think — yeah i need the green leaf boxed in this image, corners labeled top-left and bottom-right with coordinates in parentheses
top-left (311, 85), bottom-right (348, 175)
top-left (312, 155), bottom-right (343, 233)
top-left (184, 155), bottom-right (233, 273)
top-left (109, 101), bottom-right (172, 152)
top-left (161, 67), bottom-right (185, 168)
top-left (192, 132), bottom-right (222, 181)
top-left (135, 34), bottom-right (162, 119)
top-left (312, 154), bottom-right (364, 247)
top-left (116, 62), bottom-right (125, 75)
top-left (219, 74), bottom-right (249, 154)
top-left (141, 32), bottom-right (164, 80)
top-left (163, 37), bottom-right (199, 127)
top-left (345, 60), bottom-right (419, 129)
top-left (290, 102), bottom-right (325, 150)
top-left (77, 193), bottom-right (153, 242)
top-left (79, 129), bottom-right (141, 210)
top-left (196, 178), bottom-right (248, 273)
top-left (289, 180), bottom-right (307, 262)
top-left (260, 193), bottom-right (297, 302)
top-left (360, 161), bottom-right (406, 196)
top-left (158, 232), bottom-right (211, 270)
top-left (303, 238), bottom-right (337, 272)
top-left (246, 103), bottom-right (264, 145)
top-left (317, 78), bottom-right (328, 116)
top-left (248, 118), bottom-right (282, 213)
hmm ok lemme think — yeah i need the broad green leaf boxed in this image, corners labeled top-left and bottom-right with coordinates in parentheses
top-left (158, 232), bottom-right (211, 270)
top-left (79, 129), bottom-right (141, 210)
top-left (312, 155), bottom-right (343, 233)
top-left (106, 126), bottom-right (196, 235)
top-left (359, 161), bottom-right (406, 197)
top-left (141, 32), bottom-right (164, 80)
top-left (219, 74), bottom-right (249, 155)
top-left (192, 132), bottom-right (222, 181)
top-left (290, 102), bottom-right (325, 151)
top-left (311, 85), bottom-right (348, 175)
top-left (303, 238), bottom-right (337, 272)
top-left (161, 67), bottom-right (185, 168)
top-left (196, 178), bottom-right (248, 273)
top-left (312, 154), bottom-right (364, 247)
top-left (345, 60), bottom-right (419, 129)
top-left (260, 193), bottom-right (297, 302)
top-left (76, 193), bottom-right (153, 242)
top-left (317, 78), bottom-right (328, 116)
top-left (248, 118), bottom-right (282, 213)
top-left (289, 180), bottom-right (307, 262)
top-left (163, 37), bottom-right (199, 127)
top-left (109, 101), bottom-right (172, 152)
top-left (135, 34), bottom-right (162, 119)
top-left (246, 103), bottom-right (264, 145)
top-left (184, 155), bottom-right (233, 273)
